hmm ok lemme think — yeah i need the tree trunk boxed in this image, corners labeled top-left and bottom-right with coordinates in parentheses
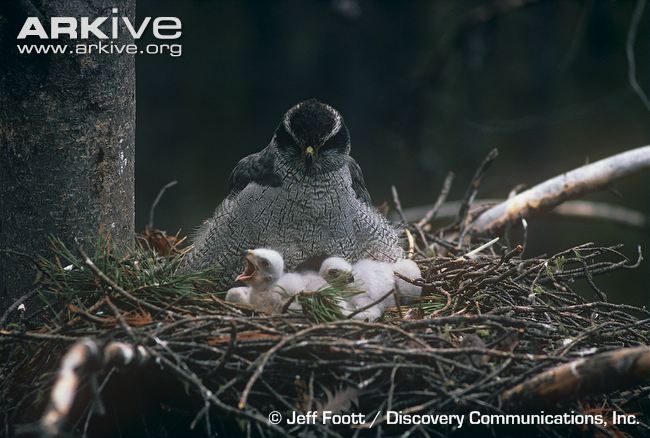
top-left (0, 1), bottom-right (135, 311)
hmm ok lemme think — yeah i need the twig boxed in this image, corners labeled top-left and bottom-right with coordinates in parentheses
top-left (462, 237), bottom-right (499, 259)
top-left (148, 180), bottom-right (178, 229)
top-left (405, 228), bottom-right (415, 259)
top-left (346, 289), bottom-right (396, 320)
top-left (238, 319), bottom-right (432, 410)
top-left (393, 290), bottom-right (403, 320)
top-left (558, 0), bottom-right (592, 71)
top-left (391, 185), bottom-right (407, 225)
top-left (457, 148), bottom-right (499, 242)
top-left (239, 324), bottom-right (326, 409)
top-left (429, 288), bottom-right (452, 318)
top-left (627, 0), bottom-right (650, 112)
top-left (105, 296), bottom-right (137, 340)
top-left (416, 171), bottom-right (454, 228)
top-left (0, 287), bottom-right (38, 328)
top-left (78, 246), bottom-right (181, 318)
top-left (470, 145), bottom-right (650, 234)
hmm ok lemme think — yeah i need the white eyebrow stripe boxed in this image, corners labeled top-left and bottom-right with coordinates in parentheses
top-left (322, 108), bottom-right (342, 143)
top-left (283, 103), bottom-right (301, 144)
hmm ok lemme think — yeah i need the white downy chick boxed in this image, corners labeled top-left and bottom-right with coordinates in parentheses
top-left (319, 257), bottom-right (355, 287)
top-left (319, 257), bottom-right (395, 321)
top-left (351, 259), bottom-right (396, 320)
top-left (318, 257), bottom-right (358, 317)
top-left (225, 286), bottom-right (250, 304)
top-left (392, 258), bottom-right (422, 303)
top-left (225, 249), bottom-right (285, 313)
top-left (275, 271), bottom-right (327, 311)
top-left (276, 272), bottom-right (327, 297)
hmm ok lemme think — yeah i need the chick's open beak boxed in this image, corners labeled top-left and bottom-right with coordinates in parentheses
top-left (304, 146), bottom-right (316, 166)
top-left (236, 251), bottom-right (256, 282)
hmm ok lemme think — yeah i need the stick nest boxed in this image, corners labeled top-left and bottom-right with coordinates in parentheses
top-left (1, 226), bottom-right (648, 437)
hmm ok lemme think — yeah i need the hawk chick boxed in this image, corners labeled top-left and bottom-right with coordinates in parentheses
top-left (181, 99), bottom-right (402, 287)
top-left (225, 249), bottom-right (284, 313)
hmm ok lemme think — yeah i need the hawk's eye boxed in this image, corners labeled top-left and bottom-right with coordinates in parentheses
top-left (321, 127), bottom-right (349, 152)
top-left (274, 123), bottom-right (299, 152)
top-left (328, 269), bottom-right (340, 277)
top-left (260, 259), bottom-right (270, 268)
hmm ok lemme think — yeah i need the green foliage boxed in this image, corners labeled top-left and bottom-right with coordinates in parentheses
top-left (35, 236), bottom-right (222, 319)
top-left (545, 255), bottom-right (566, 280)
top-left (415, 297), bottom-right (446, 315)
top-left (291, 285), bottom-right (362, 323)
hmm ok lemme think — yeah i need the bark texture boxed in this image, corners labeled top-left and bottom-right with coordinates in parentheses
top-left (0, 1), bottom-right (135, 311)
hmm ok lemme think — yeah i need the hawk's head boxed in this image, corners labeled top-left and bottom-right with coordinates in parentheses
top-left (273, 99), bottom-right (351, 172)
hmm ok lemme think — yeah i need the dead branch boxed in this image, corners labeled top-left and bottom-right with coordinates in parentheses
top-left (148, 180), bottom-right (178, 229)
top-left (552, 200), bottom-right (649, 229)
top-left (470, 145), bottom-right (650, 234)
top-left (0, 287), bottom-right (37, 328)
top-left (399, 199), bottom-right (649, 229)
top-left (501, 346), bottom-right (650, 409)
top-left (40, 339), bottom-right (149, 437)
top-left (627, 0), bottom-right (650, 112)
top-left (457, 148), bottom-right (499, 240)
top-left (416, 171), bottom-right (454, 228)
top-left (391, 185), bottom-right (407, 224)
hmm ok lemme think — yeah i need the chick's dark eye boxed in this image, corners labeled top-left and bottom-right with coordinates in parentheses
top-left (260, 259), bottom-right (270, 268)
top-left (328, 269), bottom-right (339, 276)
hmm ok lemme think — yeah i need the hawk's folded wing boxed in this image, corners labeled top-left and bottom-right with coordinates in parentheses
top-left (226, 147), bottom-right (282, 197)
top-left (347, 157), bottom-right (372, 205)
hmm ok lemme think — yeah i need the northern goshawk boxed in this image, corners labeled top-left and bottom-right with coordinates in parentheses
top-left (180, 99), bottom-right (402, 287)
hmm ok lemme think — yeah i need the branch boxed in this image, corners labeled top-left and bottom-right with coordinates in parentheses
top-left (0, 287), bottom-right (38, 328)
top-left (552, 200), bottom-right (649, 229)
top-left (627, 0), bottom-right (650, 112)
top-left (470, 145), bottom-right (650, 234)
top-left (345, 288), bottom-right (396, 320)
top-left (398, 199), bottom-right (649, 229)
top-left (391, 186), bottom-right (407, 225)
top-left (501, 346), bottom-right (650, 409)
top-left (148, 180), bottom-right (178, 229)
top-left (78, 245), bottom-right (182, 318)
top-left (40, 339), bottom-right (149, 437)
top-left (457, 148), bottom-right (499, 240)
top-left (416, 171), bottom-right (454, 228)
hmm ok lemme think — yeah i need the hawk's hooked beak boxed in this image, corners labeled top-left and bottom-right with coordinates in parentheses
top-left (304, 146), bottom-right (316, 167)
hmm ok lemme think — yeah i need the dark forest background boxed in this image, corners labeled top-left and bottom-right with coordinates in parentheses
top-left (134, 0), bottom-right (650, 305)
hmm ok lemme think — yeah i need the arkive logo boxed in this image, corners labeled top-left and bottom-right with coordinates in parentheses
top-left (17, 8), bottom-right (182, 40)
top-left (15, 8), bottom-right (182, 57)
